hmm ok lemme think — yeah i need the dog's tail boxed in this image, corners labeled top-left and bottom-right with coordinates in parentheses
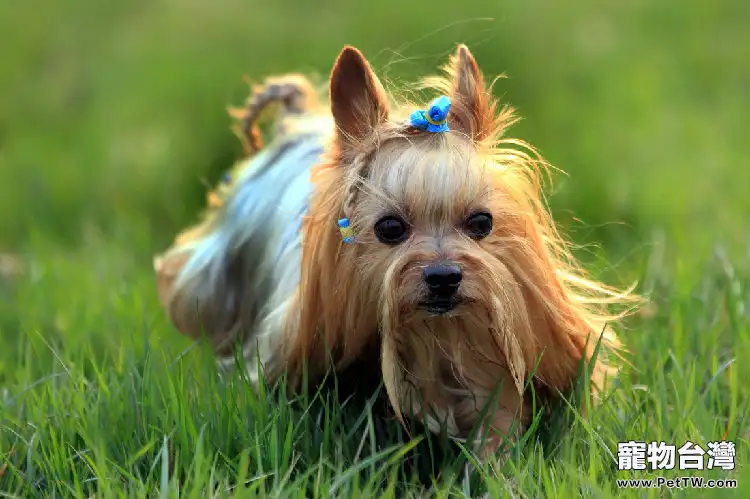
top-left (228, 74), bottom-right (322, 155)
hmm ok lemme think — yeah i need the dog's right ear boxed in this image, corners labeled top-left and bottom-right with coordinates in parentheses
top-left (329, 46), bottom-right (390, 144)
top-left (447, 44), bottom-right (494, 141)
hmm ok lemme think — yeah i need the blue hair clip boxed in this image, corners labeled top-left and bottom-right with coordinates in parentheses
top-left (409, 95), bottom-right (451, 133)
top-left (337, 218), bottom-right (354, 244)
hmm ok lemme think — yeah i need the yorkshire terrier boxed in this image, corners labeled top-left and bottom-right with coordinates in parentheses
top-left (154, 44), bottom-right (634, 459)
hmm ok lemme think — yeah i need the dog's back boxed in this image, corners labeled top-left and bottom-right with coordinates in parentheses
top-left (154, 76), bottom-right (332, 373)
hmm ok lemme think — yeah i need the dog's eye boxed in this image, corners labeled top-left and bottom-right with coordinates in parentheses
top-left (374, 216), bottom-right (409, 245)
top-left (465, 212), bottom-right (493, 239)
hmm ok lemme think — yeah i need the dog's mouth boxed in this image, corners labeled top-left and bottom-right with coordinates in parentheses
top-left (418, 298), bottom-right (462, 315)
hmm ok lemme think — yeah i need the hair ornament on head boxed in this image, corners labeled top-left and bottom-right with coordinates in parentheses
top-left (409, 95), bottom-right (451, 133)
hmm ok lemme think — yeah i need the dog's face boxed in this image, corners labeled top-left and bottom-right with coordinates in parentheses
top-left (352, 134), bottom-right (516, 327)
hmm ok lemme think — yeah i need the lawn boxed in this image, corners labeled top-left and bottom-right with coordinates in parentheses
top-left (1, 0), bottom-right (749, 497)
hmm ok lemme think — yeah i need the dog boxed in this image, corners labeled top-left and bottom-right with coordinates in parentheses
top-left (154, 44), bottom-right (635, 458)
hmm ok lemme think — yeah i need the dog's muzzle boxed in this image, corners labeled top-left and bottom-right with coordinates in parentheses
top-left (420, 262), bottom-right (462, 314)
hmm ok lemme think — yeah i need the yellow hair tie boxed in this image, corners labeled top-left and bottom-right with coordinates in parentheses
top-left (424, 111), bottom-right (447, 126)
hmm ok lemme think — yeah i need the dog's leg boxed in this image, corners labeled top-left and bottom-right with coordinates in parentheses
top-left (407, 368), bottom-right (527, 492)
top-left (453, 391), bottom-right (527, 498)
top-left (456, 380), bottom-right (529, 460)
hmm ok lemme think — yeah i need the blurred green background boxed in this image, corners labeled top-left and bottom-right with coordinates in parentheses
top-left (0, 0), bottom-right (748, 366)
top-left (1, 1), bottom-right (749, 495)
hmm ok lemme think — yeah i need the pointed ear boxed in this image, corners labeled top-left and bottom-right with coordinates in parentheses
top-left (329, 46), bottom-right (389, 143)
top-left (449, 44), bottom-right (492, 140)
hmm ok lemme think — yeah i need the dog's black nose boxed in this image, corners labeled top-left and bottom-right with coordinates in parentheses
top-left (423, 263), bottom-right (462, 298)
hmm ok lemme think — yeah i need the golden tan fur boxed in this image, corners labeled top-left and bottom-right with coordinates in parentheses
top-left (155, 44), bottom-right (638, 456)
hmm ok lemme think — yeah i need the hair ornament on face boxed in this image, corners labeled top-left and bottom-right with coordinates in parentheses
top-left (337, 218), bottom-right (354, 244)
top-left (409, 95), bottom-right (451, 133)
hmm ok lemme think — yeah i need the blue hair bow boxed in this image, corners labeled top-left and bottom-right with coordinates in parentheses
top-left (409, 95), bottom-right (451, 133)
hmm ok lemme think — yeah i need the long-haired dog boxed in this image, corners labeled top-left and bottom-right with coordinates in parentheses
top-left (154, 44), bottom-right (635, 458)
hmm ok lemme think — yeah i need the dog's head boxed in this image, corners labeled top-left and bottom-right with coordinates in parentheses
top-left (324, 46), bottom-right (521, 319)
top-left (296, 45), bottom-right (636, 417)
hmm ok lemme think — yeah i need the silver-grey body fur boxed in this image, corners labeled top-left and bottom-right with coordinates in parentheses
top-left (173, 119), bottom-right (332, 378)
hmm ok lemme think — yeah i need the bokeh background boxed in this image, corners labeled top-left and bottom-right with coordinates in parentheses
top-left (1, 0), bottom-right (748, 401)
top-left (1, 1), bottom-right (749, 496)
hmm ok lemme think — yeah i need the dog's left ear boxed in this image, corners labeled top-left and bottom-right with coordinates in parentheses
top-left (329, 46), bottom-right (390, 145)
top-left (448, 44), bottom-right (494, 141)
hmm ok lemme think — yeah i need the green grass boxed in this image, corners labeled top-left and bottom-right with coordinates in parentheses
top-left (1, 0), bottom-right (749, 497)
